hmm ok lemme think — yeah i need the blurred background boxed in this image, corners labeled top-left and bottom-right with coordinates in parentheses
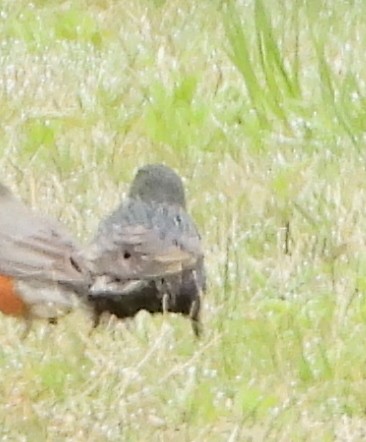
top-left (1, 0), bottom-right (366, 440)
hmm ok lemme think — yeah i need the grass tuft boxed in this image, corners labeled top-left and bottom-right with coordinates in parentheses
top-left (1, 0), bottom-right (366, 439)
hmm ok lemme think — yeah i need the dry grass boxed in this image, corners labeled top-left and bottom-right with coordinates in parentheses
top-left (1, 0), bottom-right (366, 440)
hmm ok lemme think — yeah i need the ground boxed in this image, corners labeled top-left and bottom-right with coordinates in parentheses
top-left (1, 0), bottom-right (366, 440)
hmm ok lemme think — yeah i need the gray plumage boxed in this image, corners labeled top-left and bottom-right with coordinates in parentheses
top-left (0, 182), bottom-right (91, 321)
top-left (86, 164), bottom-right (205, 336)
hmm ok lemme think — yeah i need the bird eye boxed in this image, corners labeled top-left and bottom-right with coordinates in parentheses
top-left (123, 251), bottom-right (131, 259)
top-left (175, 215), bottom-right (182, 225)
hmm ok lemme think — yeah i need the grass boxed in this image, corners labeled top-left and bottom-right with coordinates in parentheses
top-left (1, 0), bottom-right (366, 439)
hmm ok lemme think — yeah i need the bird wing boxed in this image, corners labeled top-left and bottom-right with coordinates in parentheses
top-left (84, 200), bottom-right (203, 281)
top-left (0, 199), bottom-right (89, 286)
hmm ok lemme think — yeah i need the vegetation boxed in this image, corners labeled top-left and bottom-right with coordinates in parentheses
top-left (1, 0), bottom-right (366, 439)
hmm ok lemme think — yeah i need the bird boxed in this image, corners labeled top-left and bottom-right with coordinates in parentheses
top-left (84, 164), bottom-right (206, 336)
top-left (0, 182), bottom-right (91, 334)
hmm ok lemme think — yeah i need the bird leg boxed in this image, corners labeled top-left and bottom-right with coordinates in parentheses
top-left (189, 297), bottom-right (202, 338)
top-left (92, 308), bottom-right (102, 329)
top-left (21, 316), bottom-right (33, 339)
top-left (162, 292), bottom-right (170, 314)
top-left (189, 271), bottom-right (203, 338)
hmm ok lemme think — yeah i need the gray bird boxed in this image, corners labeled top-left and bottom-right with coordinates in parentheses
top-left (84, 164), bottom-right (206, 336)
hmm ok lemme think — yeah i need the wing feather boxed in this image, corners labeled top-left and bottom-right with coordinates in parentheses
top-left (0, 198), bottom-right (88, 285)
top-left (84, 199), bottom-right (203, 280)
